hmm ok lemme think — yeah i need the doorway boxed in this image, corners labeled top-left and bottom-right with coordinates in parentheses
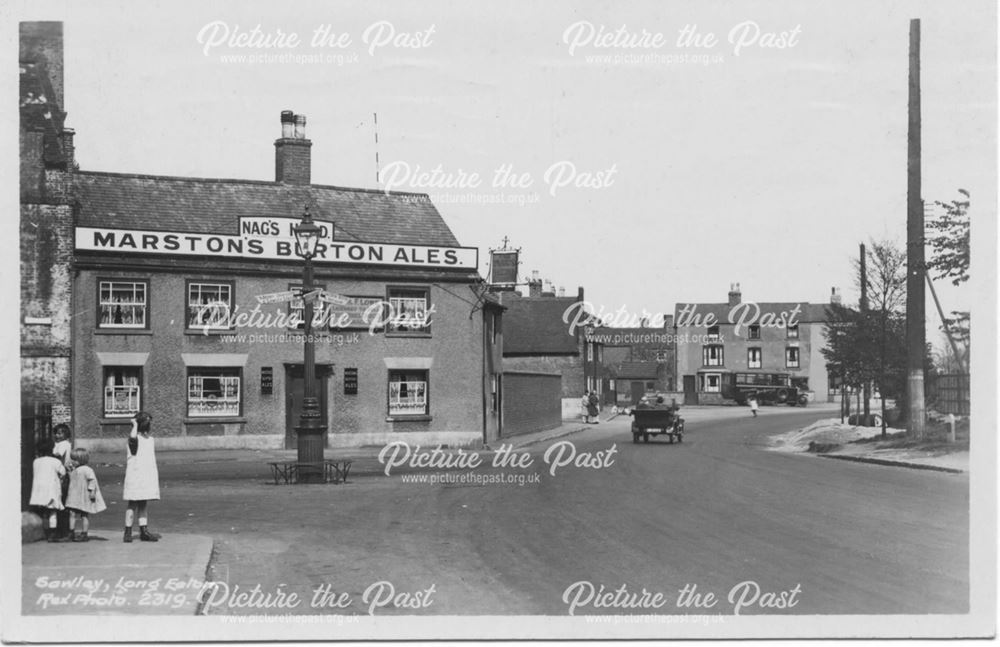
top-left (683, 375), bottom-right (697, 405)
top-left (285, 364), bottom-right (332, 449)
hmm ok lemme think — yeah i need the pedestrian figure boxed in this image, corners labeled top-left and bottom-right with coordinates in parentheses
top-left (749, 394), bottom-right (759, 417)
top-left (65, 447), bottom-right (106, 542)
top-left (29, 437), bottom-right (67, 542)
top-left (52, 424), bottom-right (73, 469)
top-left (587, 391), bottom-right (600, 424)
top-left (123, 411), bottom-right (161, 543)
top-left (581, 391), bottom-right (591, 423)
top-left (51, 423), bottom-right (74, 538)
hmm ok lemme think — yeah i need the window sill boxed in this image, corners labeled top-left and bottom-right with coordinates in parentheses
top-left (95, 328), bottom-right (152, 335)
top-left (184, 417), bottom-right (247, 425)
top-left (385, 332), bottom-right (432, 339)
top-left (98, 418), bottom-right (137, 426)
top-left (185, 329), bottom-right (235, 336)
top-left (386, 415), bottom-right (432, 423)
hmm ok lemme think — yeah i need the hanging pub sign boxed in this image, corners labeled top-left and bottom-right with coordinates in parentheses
top-left (489, 249), bottom-right (519, 285)
top-left (260, 367), bottom-right (274, 395)
top-left (75, 216), bottom-right (478, 270)
top-left (344, 368), bottom-right (358, 395)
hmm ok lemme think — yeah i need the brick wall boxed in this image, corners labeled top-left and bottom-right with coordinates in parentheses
top-left (501, 371), bottom-right (561, 437)
top-left (20, 202), bottom-right (74, 409)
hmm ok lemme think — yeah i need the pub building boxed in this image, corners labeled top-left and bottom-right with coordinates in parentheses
top-left (69, 111), bottom-right (503, 451)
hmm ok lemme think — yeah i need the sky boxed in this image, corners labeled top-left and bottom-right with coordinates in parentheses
top-left (4, 0), bottom-right (995, 336)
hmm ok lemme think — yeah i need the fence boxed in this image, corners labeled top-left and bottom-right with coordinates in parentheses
top-left (927, 373), bottom-right (970, 416)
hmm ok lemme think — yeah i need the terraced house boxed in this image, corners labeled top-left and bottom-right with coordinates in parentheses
top-left (674, 284), bottom-right (838, 405)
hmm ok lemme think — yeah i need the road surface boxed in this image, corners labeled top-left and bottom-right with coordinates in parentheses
top-left (83, 408), bottom-right (969, 617)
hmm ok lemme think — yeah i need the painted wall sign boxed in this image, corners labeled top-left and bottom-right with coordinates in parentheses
top-left (344, 368), bottom-right (358, 395)
top-left (261, 366), bottom-right (274, 395)
top-left (52, 404), bottom-right (72, 424)
top-left (75, 224), bottom-right (479, 270)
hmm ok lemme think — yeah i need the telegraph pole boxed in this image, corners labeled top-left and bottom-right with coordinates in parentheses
top-left (906, 19), bottom-right (926, 438)
top-left (860, 243), bottom-right (870, 419)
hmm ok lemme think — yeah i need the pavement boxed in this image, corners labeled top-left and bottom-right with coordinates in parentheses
top-left (19, 418), bottom-right (593, 616)
top-left (19, 402), bottom-right (970, 622)
top-left (22, 531), bottom-right (213, 615)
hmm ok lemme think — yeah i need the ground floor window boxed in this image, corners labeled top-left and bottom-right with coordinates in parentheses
top-left (187, 368), bottom-right (241, 417)
top-left (700, 373), bottom-right (722, 393)
top-left (748, 347), bottom-right (762, 369)
top-left (104, 366), bottom-right (141, 417)
top-left (388, 370), bottom-right (428, 415)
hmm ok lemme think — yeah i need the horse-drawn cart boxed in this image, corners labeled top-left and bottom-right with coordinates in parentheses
top-left (629, 407), bottom-right (684, 444)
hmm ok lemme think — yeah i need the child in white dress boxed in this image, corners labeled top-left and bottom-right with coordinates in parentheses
top-left (123, 411), bottom-right (161, 543)
top-left (65, 447), bottom-right (107, 542)
top-left (29, 437), bottom-right (67, 542)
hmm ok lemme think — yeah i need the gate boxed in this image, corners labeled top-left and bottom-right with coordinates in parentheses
top-left (21, 402), bottom-right (52, 511)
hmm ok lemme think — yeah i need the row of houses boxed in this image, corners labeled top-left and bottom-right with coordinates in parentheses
top-left (20, 22), bottom-right (837, 462)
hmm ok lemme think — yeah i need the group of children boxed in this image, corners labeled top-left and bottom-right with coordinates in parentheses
top-left (28, 411), bottom-right (161, 544)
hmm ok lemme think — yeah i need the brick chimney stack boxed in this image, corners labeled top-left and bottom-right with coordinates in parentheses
top-left (830, 287), bottom-right (842, 305)
top-left (528, 270), bottom-right (542, 298)
top-left (275, 110), bottom-right (311, 185)
top-left (728, 282), bottom-right (742, 307)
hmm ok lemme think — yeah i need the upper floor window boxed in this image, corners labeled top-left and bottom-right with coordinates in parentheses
top-left (187, 281), bottom-right (233, 330)
top-left (748, 347), bottom-right (762, 369)
top-left (288, 283), bottom-right (326, 330)
top-left (786, 347), bottom-right (800, 368)
top-left (98, 280), bottom-right (147, 329)
top-left (707, 325), bottom-right (720, 340)
top-left (747, 324), bottom-right (761, 340)
top-left (787, 324), bottom-right (799, 339)
top-left (702, 344), bottom-right (724, 367)
top-left (386, 286), bottom-right (431, 334)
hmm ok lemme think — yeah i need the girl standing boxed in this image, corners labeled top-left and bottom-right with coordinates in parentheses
top-left (65, 447), bottom-right (106, 542)
top-left (29, 437), bottom-right (66, 542)
top-left (122, 411), bottom-right (161, 543)
top-left (52, 424), bottom-right (73, 469)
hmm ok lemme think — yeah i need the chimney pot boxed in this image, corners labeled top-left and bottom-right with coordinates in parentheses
top-left (280, 110), bottom-right (295, 138)
top-left (294, 114), bottom-right (307, 139)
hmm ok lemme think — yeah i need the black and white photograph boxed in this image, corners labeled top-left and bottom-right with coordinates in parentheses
top-left (2, 0), bottom-right (996, 641)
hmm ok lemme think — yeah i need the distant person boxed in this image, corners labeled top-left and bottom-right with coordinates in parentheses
top-left (65, 447), bottom-right (106, 542)
top-left (581, 391), bottom-right (591, 423)
top-left (123, 411), bottom-right (161, 543)
top-left (749, 394), bottom-right (759, 417)
top-left (587, 391), bottom-right (600, 424)
top-left (29, 437), bottom-right (67, 542)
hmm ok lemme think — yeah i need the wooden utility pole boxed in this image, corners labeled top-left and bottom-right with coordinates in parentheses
top-left (906, 19), bottom-right (927, 438)
top-left (860, 243), bottom-right (871, 419)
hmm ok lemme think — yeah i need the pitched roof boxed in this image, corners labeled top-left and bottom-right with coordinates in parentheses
top-left (73, 171), bottom-right (462, 248)
top-left (500, 294), bottom-right (579, 355)
top-left (674, 302), bottom-right (831, 325)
